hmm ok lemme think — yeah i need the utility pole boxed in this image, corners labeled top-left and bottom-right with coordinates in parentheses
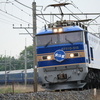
top-left (24, 39), bottom-right (27, 87)
top-left (13, 2), bottom-right (38, 91)
top-left (5, 51), bottom-right (7, 86)
top-left (32, 1), bottom-right (37, 92)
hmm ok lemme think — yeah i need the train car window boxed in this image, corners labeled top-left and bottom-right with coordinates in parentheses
top-left (59, 31), bottom-right (83, 44)
top-left (90, 47), bottom-right (94, 61)
top-left (36, 34), bottom-right (58, 46)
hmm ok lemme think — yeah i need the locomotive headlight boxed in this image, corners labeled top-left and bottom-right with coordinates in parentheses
top-left (53, 27), bottom-right (63, 33)
top-left (42, 55), bottom-right (52, 60)
top-left (69, 53), bottom-right (74, 58)
top-left (58, 28), bottom-right (63, 33)
top-left (47, 56), bottom-right (52, 60)
top-left (53, 28), bottom-right (58, 33)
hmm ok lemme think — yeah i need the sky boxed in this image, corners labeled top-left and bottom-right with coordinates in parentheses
top-left (0, 0), bottom-right (100, 58)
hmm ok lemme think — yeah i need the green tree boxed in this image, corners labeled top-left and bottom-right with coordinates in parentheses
top-left (0, 45), bottom-right (33, 71)
top-left (0, 55), bottom-right (18, 71)
top-left (18, 45), bottom-right (33, 69)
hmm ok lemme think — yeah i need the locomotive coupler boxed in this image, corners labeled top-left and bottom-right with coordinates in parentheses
top-left (57, 73), bottom-right (67, 80)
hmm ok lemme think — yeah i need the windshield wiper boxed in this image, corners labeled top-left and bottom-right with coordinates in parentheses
top-left (44, 38), bottom-right (52, 47)
top-left (65, 36), bottom-right (73, 45)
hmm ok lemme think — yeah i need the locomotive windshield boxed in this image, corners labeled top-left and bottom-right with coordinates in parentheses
top-left (36, 34), bottom-right (58, 46)
top-left (36, 31), bottom-right (83, 46)
top-left (59, 31), bottom-right (83, 44)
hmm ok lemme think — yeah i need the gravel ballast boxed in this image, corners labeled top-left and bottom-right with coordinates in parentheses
top-left (0, 89), bottom-right (98, 100)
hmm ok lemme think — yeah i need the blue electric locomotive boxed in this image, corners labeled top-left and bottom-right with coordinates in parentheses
top-left (36, 19), bottom-right (100, 90)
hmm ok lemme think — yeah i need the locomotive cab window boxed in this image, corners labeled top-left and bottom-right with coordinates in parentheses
top-left (59, 31), bottom-right (83, 44)
top-left (36, 34), bottom-right (58, 46)
top-left (36, 31), bottom-right (83, 46)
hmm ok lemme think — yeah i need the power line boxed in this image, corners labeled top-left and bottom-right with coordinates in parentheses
top-left (0, 17), bottom-right (18, 25)
top-left (0, 18), bottom-right (12, 25)
top-left (12, 0), bottom-right (45, 24)
top-left (11, 3), bottom-right (31, 16)
top-left (0, 12), bottom-right (28, 24)
top-left (9, 0), bottom-right (45, 25)
top-left (68, 0), bottom-right (99, 32)
top-left (53, 0), bottom-right (81, 21)
top-left (0, 8), bottom-right (32, 25)
top-left (7, 0), bottom-right (32, 16)
top-left (14, 0), bottom-right (32, 10)
top-left (69, 0), bottom-right (84, 14)
top-left (2, 0), bottom-right (100, 33)
top-left (14, 0), bottom-right (47, 24)
top-left (65, 0), bottom-right (99, 33)
top-left (0, 1), bottom-right (44, 30)
top-left (0, 12), bottom-right (18, 23)
top-left (88, 15), bottom-right (100, 26)
top-left (49, 1), bottom-right (99, 33)
top-left (14, 0), bottom-right (41, 12)
top-left (37, 15), bottom-right (50, 23)
top-left (64, 6), bottom-right (81, 20)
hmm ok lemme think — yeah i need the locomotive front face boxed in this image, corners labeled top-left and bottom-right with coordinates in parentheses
top-left (36, 26), bottom-right (88, 90)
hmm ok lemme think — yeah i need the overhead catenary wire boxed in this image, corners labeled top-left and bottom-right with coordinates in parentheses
top-left (0, 1), bottom-right (32, 24)
top-left (0, 8), bottom-right (32, 25)
top-left (37, 15), bottom-right (50, 24)
top-left (14, 0), bottom-right (32, 10)
top-left (14, 0), bottom-right (51, 25)
top-left (40, 11), bottom-right (48, 26)
top-left (12, 0), bottom-right (45, 24)
top-left (69, 0), bottom-right (98, 27)
top-left (11, 2), bottom-right (31, 16)
top-left (7, 0), bottom-right (50, 27)
top-left (0, 16), bottom-right (19, 25)
top-left (53, 0), bottom-right (81, 21)
top-left (10, 0), bottom-right (45, 25)
top-left (0, 18), bottom-right (13, 25)
top-left (2, 0), bottom-right (100, 32)
top-left (69, 0), bottom-right (100, 28)
top-left (69, 0), bottom-right (98, 25)
top-left (0, 12), bottom-right (24, 24)
top-left (64, 0), bottom-right (98, 33)
top-left (64, 6), bottom-right (81, 21)
top-left (1, 1), bottom-right (44, 30)
top-left (6, 0), bottom-right (32, 16)
top-left (87, 15), bottom-right (100, 26)
top-left (69, 0), bottom-right (84, 14)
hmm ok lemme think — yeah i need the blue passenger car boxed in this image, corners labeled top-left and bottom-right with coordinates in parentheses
top-left (7, 70), bottom-right (24, 83)
top-left (0, 69), bottom-right (41, 84)
top-left (0, 71), bottom-right (6, 84)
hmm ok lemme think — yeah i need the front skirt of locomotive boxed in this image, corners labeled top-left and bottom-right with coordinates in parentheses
top-left (38, 63), bottom-right (88, 90)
